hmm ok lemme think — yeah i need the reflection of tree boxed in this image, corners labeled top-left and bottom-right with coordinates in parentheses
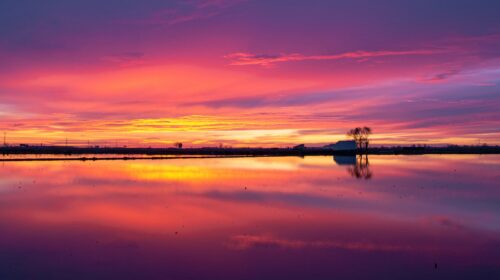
top-left (347, 154), bottom-right (372, 179)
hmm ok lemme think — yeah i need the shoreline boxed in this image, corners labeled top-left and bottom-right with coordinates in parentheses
top-left (1, 145), bottom-right (499, 162)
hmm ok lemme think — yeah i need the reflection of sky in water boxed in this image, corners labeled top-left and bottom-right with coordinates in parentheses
top-left (0, 155), bottom-right (499, 279)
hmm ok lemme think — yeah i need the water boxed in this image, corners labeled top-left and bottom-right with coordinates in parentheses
top-left (0, 155), bottom-right (499, 279)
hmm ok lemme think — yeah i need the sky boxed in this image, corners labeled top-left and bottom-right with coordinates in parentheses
top-left (0, 0), bottom-right (499, 147)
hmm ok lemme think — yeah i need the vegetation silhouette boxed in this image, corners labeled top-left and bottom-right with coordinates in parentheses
top-left (347, 127), bottom-right (372, 151)
top-left (174, 142), bottom-right (183, 149)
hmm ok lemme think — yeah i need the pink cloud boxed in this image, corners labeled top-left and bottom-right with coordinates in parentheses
top-left (226, 235), bottom-right (427, 252)
top-left (225, 49), bottom-right (448, 66)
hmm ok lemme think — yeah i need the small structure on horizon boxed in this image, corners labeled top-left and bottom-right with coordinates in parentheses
top-left (324, 140), bottom-right (356, 151)
top-left (174, 142), bottom-right (183, 149)
top-left (293, 144), bottom-right (306, 150)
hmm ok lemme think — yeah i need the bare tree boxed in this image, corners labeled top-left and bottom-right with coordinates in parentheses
top-left (347, 127), bottom-right (361, 149)
top-left (347, 127), bottom-right (372, 151)
top-left (360, 126), bottom-right (372, 150)
top-left (174, 142), bottom-right (183, 149)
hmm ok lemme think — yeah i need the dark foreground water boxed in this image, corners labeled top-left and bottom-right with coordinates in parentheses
top-left (0, 155), bottom-right (499, 279)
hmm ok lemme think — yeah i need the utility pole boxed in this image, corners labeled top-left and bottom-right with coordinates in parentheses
top-left (3, 132), bottom-right (6, 146)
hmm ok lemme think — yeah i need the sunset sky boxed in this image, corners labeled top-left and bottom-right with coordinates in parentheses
top-left (1, 0), bottom-right (499, 147)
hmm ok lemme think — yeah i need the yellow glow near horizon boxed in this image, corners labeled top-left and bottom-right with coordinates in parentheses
top-left (2, 113), bottom-right (499, 147)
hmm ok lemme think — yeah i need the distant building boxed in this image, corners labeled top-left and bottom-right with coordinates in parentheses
top-left (293, 144), bottom-right (306, 150)
top-left (324, 140), bottom-right (356, 151)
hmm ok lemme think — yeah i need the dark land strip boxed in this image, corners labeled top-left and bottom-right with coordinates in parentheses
top-left (0, 145), bottom-right (498, 162)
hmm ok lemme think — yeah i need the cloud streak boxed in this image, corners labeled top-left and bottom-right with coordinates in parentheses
top-left (226, 49), bottom-right (448, 66)
top-left (226, 235), bottom-right (428, 252)
top-left (130, 0), bottom-right (246, 26)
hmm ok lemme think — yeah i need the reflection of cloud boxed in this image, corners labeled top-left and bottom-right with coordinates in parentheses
top-left (227, 235), bottom-right (418, 252)
top-left (211, 158), bottom-right (299, 171)
top-left (190, 190), bottom-right (347, 207)
top-left (226, 49), bottom-right (446, 66)
top-left (432, 216), bottom-right (465, 231)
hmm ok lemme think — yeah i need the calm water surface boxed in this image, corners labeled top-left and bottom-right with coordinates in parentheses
top-left (0, 155), bottom-right (499, 279)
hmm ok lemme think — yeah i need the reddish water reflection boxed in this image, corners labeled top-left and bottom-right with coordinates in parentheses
top-left (0, 155), bottom-right (499, 279)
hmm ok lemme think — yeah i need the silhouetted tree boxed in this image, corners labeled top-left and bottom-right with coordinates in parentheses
top-left (347, 127), bottom-right (362, 149)
top-left (174, 142), bottom-right (183, 149)
top-left (347, 127), bottom-right (372, 150)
